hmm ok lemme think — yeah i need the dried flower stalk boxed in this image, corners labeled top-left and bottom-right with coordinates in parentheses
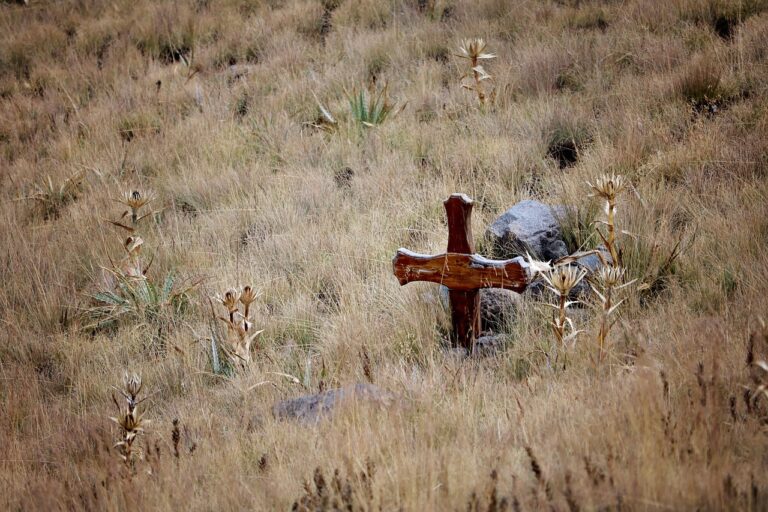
top-left (541, 266), bottom-right (587, 350)
top-left (456, 38), bottom-right (496, 106)
top-left (590, 266), bottom-right (634, 364)
top-left (111, 373), bottom-right (150, 469)
top-left (587, 173), bottom-right (628, 266)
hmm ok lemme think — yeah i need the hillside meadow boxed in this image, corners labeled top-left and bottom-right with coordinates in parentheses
top-left (2, 0), bottom-right (768, 509)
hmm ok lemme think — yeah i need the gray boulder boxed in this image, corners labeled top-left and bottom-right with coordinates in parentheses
top-left (575, 245), bottom-right (612, 272)
top-left (480, 288), bottom-right (521, 333)
top-left (485, 200), bottom-right (568, 261)
top-left (273, 384), bottom-right (398, 423)
top-left (438, 286), bottom-right (521, 333)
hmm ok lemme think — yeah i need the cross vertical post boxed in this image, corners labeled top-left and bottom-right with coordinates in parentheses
top-left (444, 194), bottom-right (481, 350)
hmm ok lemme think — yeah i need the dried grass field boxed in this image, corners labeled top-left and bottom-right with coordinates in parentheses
top-left (2, 0), bottom-right (768, 509)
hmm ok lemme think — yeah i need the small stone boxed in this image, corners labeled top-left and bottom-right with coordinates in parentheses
top-left (272, 384), bottom-right (397, 423)
top-left (445, 346), bottom-right (469, 360)
top-left (475, 334), bottom-right (506, 356)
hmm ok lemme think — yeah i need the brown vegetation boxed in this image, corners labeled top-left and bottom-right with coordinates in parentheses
top-left (2, 0), bottom-right (768, 509)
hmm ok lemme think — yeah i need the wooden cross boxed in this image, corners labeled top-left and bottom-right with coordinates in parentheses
top-left (392, 194), bottom-right (531, 353)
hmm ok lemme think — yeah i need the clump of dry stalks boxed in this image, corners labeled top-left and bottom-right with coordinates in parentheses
top-left (292, 460), bottom-right (378, 511)
top-left (455, 38), bottom-right (496, 106)
top-left (211, 286), bottom-right (263, 369)
top-left (586, 173), bottom-right (634, 365)
top-left (111, 373), bottom-right (150, 470)
top-left (529, 172), bottom-right (635, 365)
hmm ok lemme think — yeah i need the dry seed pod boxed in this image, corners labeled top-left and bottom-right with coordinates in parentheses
top-left (122, 372), bottom-right (143, 402)
top-left (217, 288), bottom-right (240, 322)
top-left (239, 285), bottom-right (258, 307)
top-left (117, 189), bottom-right (155, 225)
top-left (594, 266), bottom-right (625, 288)
top-left (587, 174), bottom-right (628, 204)
top-left (120, 189), bottom-right (154, 211)
top-left (539, 266), bottom-right (587, 351)
top-left (542, 266), bottom-right (587, 297)
top-left (112, 407), bottom-right (146, 433)
top-left (111, 372), bottom-right (149, 467)
top-left (456, 38), bottom-right (496, 62)
top-left (239, 285), bottom-right (259, 318)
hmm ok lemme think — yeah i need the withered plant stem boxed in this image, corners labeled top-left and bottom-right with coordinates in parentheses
top-left (598, 284), bottom-right (612, 363)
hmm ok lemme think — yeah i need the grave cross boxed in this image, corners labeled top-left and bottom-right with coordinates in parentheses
top-left (392, 194), bottom-right (531, 353)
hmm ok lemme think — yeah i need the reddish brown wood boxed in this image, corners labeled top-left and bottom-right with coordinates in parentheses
top-left (443, 194), bottom-right (480, 350)
top-left (392, 251), bottom-right (529, 291)
top-left (444, 194), bottom-right (475, 254)
top-left (392, 193), bottom-right (531, 353)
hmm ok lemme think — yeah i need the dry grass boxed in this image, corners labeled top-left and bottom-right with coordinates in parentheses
top-left (2, 0), bottom-right (768, 509)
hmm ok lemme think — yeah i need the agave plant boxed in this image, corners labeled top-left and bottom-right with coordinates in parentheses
top-left (86, 190), bottom-right (199, 348)
top-left (346, 82), bottom-right (400, 127)
top-left (25, 170), bottom-right (85, 220)
top-left (87, 270), bottom-right (196, 337)
top-left (310, 83), bottom-right (402, 133)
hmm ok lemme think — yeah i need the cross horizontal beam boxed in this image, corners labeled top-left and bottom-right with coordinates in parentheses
top-left (393, 249), bottom-right (530, 292)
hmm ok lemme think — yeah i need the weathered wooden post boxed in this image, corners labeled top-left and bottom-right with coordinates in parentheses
top-left (392, 194), bottom-right (531, 353)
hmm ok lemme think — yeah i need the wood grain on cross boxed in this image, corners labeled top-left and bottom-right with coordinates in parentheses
top-left (393, 194), bottom-right (531, 353)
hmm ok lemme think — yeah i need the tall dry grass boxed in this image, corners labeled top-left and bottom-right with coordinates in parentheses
top-left (2, 0), bottom-right (768, 509)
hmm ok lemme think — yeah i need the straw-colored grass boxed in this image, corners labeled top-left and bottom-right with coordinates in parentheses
top-left (2, 0), bottom-right (768, 509)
